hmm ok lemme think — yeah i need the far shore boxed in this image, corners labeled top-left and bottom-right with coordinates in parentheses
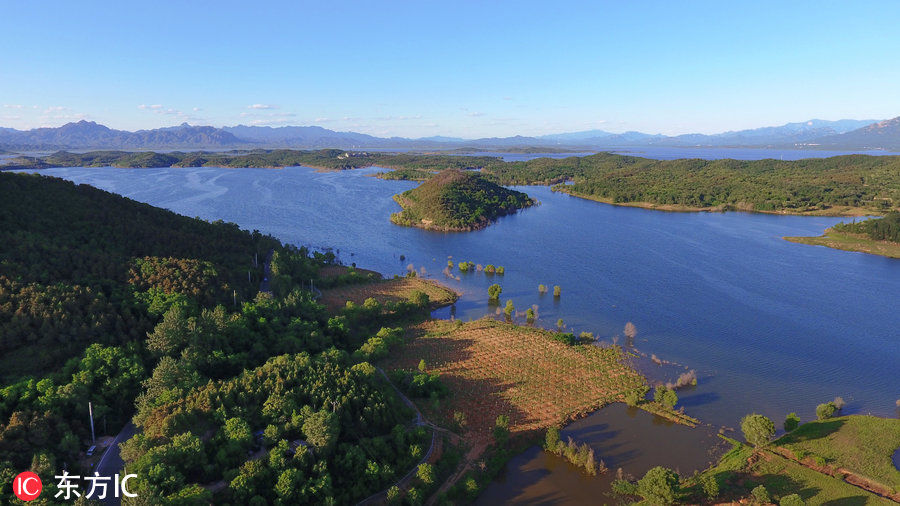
top-left (553, 186), bottom-right (887, 217)
top-left (784, 228), bottom-right (900, 258)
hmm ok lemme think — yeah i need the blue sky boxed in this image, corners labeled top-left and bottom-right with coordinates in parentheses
top-left (1, 1), bottom-right (898, 137)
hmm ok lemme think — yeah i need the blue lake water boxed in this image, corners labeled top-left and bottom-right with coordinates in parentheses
top-left (18, 164), bottom-right (898, 431)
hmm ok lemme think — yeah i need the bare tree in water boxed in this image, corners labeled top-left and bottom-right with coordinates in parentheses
top-left (624, 322), bottom-right (637, 347)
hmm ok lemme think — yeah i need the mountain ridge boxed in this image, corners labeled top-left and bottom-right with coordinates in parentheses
top-left (0, 117), bottom-right (896, 151)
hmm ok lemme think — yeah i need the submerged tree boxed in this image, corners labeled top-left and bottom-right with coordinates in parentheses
top-left (487, 284), bottom-right (502, 301)
top-left (504, 300), bottom-right (515, 319)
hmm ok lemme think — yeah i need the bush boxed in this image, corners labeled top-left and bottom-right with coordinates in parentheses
top-left (493, 414), bottom-right (510, 446)
top-left (386, 485), bottom-right (401, 503)
top-left (751, 485), bottom-right (770, 504)
top-left (556, 318), bottom-right (564, 330)
top-left (816, 402), bottom-right (837, 420)
top-left (637, 466), bottom-right (680, 505)
top-left (416, 463), bottom-right (435, 485)
top-left (611, 478), bottom-right (638, 496)
top-left (504, 300), bottom-right (515, 319)
top-left (525, 308), bottom-right (535, 323)
top-left (484, 264), bottom-right (496, 274)
top-left (779, 493), bottom-right (804, 506)
top-left (741, 414), bottom-right (775, 447)
top-left (538, 284), bottom-right (547, 294)
top-left (496, 266), bottom-right (505, 275)
top-left (784, 412), bottom-right (800, 432)
top-left (553, 285), bottom-right (561, 297)
top-left (700, 474), bottom-right (719, 500)
top-left (832, 396), bottom-right (845, 410)
top-left (453, 411), bottom-right (467, 430)
top-left (624, 385), bottom-right (650, 407)
top-left (654, 385), bottom-right (678, 409)
top-left (487, 283), bottom-right (502, 301)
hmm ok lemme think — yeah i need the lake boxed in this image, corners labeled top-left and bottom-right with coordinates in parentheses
top-left (16, 163), bottom-right (899, 499)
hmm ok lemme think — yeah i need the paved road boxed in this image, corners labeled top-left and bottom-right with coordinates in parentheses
top-left (92, 422), bottom-right (136, 505)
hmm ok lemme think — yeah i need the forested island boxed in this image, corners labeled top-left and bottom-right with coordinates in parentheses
top-left (390, 169), bottom-right (534, 231)
top-left (785, 211), bottom-right (900, 258)
top-left (3, 149), bottom-right (899, 216)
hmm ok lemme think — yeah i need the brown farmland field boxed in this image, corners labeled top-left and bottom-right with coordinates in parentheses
top-left (384, 318), bottom-right (647, 448)
top-left (319, 277), bottom-right (459, 313)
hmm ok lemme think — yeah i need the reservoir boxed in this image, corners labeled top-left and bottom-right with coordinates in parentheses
top-left (18, 162), bottom-right (899, 498)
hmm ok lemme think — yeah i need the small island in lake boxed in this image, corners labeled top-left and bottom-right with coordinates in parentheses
top-left (389, 169), bottom-right (535, 231)
top-left (785, 211), bottom-right (900, 258)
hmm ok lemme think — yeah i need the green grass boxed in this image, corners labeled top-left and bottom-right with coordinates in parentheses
top-left (687, 438), bottom-right (894, 505)
top-left (785, 230), bottom-right (900, 258)
top-left (776, 415), bottom-right (900, 491)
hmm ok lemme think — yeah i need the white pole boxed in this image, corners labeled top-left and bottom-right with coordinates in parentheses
top-left (88, 402), bottom-right (95, 443)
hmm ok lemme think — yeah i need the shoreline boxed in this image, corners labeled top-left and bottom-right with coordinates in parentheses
top-left (553, 185), bottom-right (887, 217)
top-left (784, 228), bottom-right (900, 258)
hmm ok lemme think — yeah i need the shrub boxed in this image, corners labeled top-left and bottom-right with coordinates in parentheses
top-left (816, 402), bottom-right (837, 420)
top-left (496, 266), bottom-right (505, 275)
top-left (418, 359), bottom-right (427, 372)
top-left (525, 308), bottom-right (535, 323)
top-left (700, 474), bottom-right (719, 500)
top-left (578, 331), bottom-right (594, 342)
top-left (453, 411), bottom-right (467, 430)
top-left (637, 467), bottom-right (680, 505)
top-left (553, 285), bottom-right (561, 297)
top-left (416, 463), bottom-right (435, 485)
top-left (784, 412), bottom-right (800, 432)
top-left (484, 264), bottom-right (496, 274)
top-left (538, 284), bottom-right (547, 294)
top-left (611, 478), bottom-right (638, 496)
top-left (654, 385), bottom-right (678, 409)
top-left (624, 385), bottom-right (650, 407)
top-left (751, 485), bottom-right (770, 504)
top-left (544, 426), bottom-right (561, 451)
top-left (504, 300), bottom-right (515, 319)
top-left (779, 493), bottom-right (804, 506)
top-left (493, 414), bottom-right (510, 446)
top-left (741, 414), bottom-right (775, 447)
top-left (386, 485), bottom-right (401, 503)
top-left (667, 370), bottom-right (697, 389)
top-left (487, 283), bottom-right (502, 301)
top-left (556, 318), bottom-right (564, 330)
top-left (447, 260), bottom-right (454, 269)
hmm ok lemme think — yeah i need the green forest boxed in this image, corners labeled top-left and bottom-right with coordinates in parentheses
top-left (0, 172), bottom-right (437, 504)
top-left (832, 211), bottom-right (900, 242)
top-left (4, 149), bottom-right (899, 214)
top-left (390, 169), bottom-right (534, 231)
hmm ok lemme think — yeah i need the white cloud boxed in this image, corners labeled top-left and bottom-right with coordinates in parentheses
top-left (44, 106), bottom-right (67, 113)
top-left (138, 104), bottom-right (163, 110)
top-left (3, 104), bottom-right (24, 109)
top-left (192, 107), bottom-right (202, 112)
top-left (248, 104), bottom-right (277, 110)
top-left (467, 112), bottom-right (485, 117)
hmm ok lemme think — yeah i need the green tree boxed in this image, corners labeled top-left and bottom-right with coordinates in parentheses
top-left (553, 285), bottom-right (561, 297)
top-left (487, 284), bottom-right (502, 301)
top-left (416, 463), bottom-right (435, 485)
top-left (504, 300), bottom-right (515, 319)
top-left (556, 318), bottom-right (564, 330)
top-left (636, 466), bottom-right (680, 505)
top-left (525, 307), bottom-right (535, 323)
top-left (816, 402), bottom-right (837, 420)
top-left (302, 409), bottom-right (339, 452)
top-left (779, 493), bottom-right (804, 506)
top-left (700, 474), bottom-right (719, 500)
top-left (741, 414), bottom-right (775, 447)
top-left (418, 359), bottom-right (427, 372)
top-left (544, 426), bottom-right (561, 451)
top-left (784, 412), bottom-right (801, 432)
top-left (654, 385), bottom-right (678, 409)
top-left (751, 485), bottom-right (770, 504)
top-left (624, 385), bottom-right (650, 406)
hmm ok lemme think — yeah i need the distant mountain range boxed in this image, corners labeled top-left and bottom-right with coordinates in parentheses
top-left (1, 117), bottom-right (898, 151)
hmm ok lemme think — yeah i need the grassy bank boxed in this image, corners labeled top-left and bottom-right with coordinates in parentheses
top-left (318, 276), bottom-right (459, 313)
top-left (785, 229), bottom-right (900, 258)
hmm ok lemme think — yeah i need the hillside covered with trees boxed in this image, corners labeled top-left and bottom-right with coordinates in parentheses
top-left (0, 172), bottom-right (439, 503)
top-left (389, 169), bottom-right (534, 231)
top-left (4, 149), bottom-right (899, 215)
